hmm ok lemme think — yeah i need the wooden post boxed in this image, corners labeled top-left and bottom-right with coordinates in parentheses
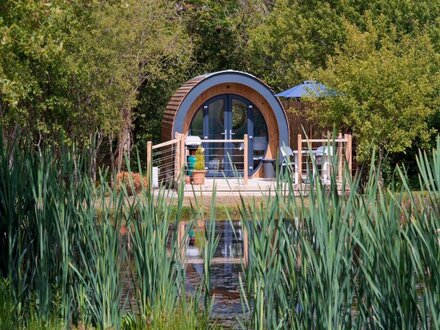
top-left (146, 141), bottom-right (152, 184)
top-left (297, 134), bottom-right (302, 186)
top-left (180, 132), bottom-right (186, 180)
top-left (346, 134), bottom-right (352, 176)
top-left (244, 134), bottom-right (248, 185)
top-left (174, 132), bottom-right (181, 182)
top-left (338, 133), bottom-right (343, 182)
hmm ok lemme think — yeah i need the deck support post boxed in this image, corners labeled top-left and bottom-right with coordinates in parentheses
top-left (243, 226), bottom-right (249, 266)
top-left (297, 134), bottom-right (302, 186)
top-left (338, 133), bottom-right (343, 182)
top-left (146, 141), bottom-right (152, 187)
top-left (180, 132), bottom-right (186, 181)
top-left (345, 134), bottom-right (352, 176)
top-left (244, 134), bottom-right (248, 185)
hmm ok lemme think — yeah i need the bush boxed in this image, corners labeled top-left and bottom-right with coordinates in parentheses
top-left (115, 171), bottom-right (148, 195)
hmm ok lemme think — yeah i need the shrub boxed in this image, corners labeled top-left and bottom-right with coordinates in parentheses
top-left (115, 171), bottom-right (148, 195)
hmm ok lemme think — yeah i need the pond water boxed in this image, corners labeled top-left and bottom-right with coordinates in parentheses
top-left (185, 221), bottom-right (244, 328)
top-left (121, 221), bottom-right (245, 329)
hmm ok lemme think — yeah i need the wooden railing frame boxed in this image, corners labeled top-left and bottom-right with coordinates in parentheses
top-left (296, 133), bottom-right (353, 186)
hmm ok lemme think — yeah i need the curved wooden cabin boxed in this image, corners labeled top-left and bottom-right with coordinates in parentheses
top-left (163, 70), bottom-right (290, 178)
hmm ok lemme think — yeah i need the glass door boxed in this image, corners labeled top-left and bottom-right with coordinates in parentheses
top-left (190, 94), bottom-right (268, 177)
top-left (227, 96), bottom-right (251, 176)
top-left (204, 96), bottom-right (227, 176)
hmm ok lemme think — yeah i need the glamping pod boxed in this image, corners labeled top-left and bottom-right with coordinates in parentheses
top-left (162, 70), bottom-right (290, 178)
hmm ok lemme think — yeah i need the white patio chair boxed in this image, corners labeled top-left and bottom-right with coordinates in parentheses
top-left (315, 145), bottom-right (333, 183)
top-left (280, 146), bottom-right (296, 178)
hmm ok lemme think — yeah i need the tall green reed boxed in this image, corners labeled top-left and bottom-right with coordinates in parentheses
top-left (238, 139), bottom-right (440, 329)
top-left (126, 164), bottom-right (186, 325)
top-left (0, 138), bottom-right (212, 329)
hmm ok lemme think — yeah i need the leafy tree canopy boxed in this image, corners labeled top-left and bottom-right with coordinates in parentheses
top-left (312, 21), bottom-right (440, 163)
top-left (247, 0), bottom-right (440, 88)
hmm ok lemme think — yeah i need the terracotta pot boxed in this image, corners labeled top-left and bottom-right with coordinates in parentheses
top-left (192, 170), bottom-right (207, 185)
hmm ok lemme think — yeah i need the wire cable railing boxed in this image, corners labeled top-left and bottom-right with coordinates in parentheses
top-left (146, 134), bottom-right (249, 189)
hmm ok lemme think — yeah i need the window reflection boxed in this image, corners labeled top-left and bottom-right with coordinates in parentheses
top-left (253, 108), bottom-right (268, 169)
top-left (189, 108), bottom-right (203, 137)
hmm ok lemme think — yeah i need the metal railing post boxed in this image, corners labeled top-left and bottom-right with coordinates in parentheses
top-left (244, 134), bottom-right (248, 185)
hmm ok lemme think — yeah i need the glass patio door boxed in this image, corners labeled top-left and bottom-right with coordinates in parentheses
top-left (202, 95), bottom-right (252, 177)
top-left (204, 96), bottom-right (227, 176)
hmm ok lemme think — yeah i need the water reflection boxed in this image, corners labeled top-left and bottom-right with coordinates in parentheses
top-left (123, 221), bottom-right (245, 328)
top-left (185, 221), bottom-right (244, 328)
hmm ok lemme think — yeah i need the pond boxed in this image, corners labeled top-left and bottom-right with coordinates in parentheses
top-left (121, 220), bottom-right (245, 329)
top-left (185, 221), bottom-right (244, 328)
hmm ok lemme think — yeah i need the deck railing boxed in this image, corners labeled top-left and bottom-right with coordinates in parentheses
top-left (146, 132), bottom-right (352, 190)
top-left (198, 135), bottom-right (248, 184)
top-left (146, 133), bottom-right (185, 188)
top-left (146, 133), bottom-right (249, 188)
top-left (295, 133), bottom-right (352, 185)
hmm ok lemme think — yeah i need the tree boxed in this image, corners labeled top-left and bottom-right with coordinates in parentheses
top-left (179, 0), bottom-right (269, 74)
top-left (246, 0), bottom-right (440, 89)
top-left (83, 0), bottom-right (191, 171)
top-left (313, 21), bottom-right (440, 168)
top-left (246, 0), bottom-right (349, 88)
top-left (0, 0), bottom-right (192, 174)
top-left (0, 1), bottom-right (96, 148)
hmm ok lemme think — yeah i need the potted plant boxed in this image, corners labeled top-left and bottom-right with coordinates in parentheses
top-left (192, 146), bottom-right (207, 185)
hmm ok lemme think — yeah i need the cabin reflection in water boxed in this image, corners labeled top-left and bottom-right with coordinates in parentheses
top-left (184, 221), bottom-right (245, 327)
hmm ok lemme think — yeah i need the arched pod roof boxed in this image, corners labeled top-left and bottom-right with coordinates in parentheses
top-left (162, 70), bottom-right (289, 148)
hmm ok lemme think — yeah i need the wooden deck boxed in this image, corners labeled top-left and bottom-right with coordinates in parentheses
top-left (178, 178), bottom-right (349, 197)
top-left (182, 178), bottom-right (295, 196)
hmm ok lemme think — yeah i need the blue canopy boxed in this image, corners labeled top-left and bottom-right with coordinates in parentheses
top-left (275, 80), bottom-right (336, 98)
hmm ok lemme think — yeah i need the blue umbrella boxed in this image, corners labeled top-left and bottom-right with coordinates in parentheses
top-left (275, 80), bottom-right (336, 98)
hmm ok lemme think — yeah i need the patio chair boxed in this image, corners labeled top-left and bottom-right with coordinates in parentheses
top-left (315, 145), bottom-right (333, 183)
top-left (280, 146), bottom-right (296, 178)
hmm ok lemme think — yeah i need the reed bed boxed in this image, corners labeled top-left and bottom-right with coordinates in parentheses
top-left (0, 140), bottom-right (214, 329)
top-left (237, 143), bottom-right (440, 329)
top-left (1, 136), bottom-right (439, 329)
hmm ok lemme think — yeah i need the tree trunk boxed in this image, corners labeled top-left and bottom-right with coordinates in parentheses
top-left (109, 135), bottom-right (116, 187)
top-left (89, 131), bottom-right (103, 183)
top-left (115, 106), bottom-right (132, 172)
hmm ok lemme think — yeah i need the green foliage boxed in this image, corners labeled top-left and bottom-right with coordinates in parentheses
top-left (194, 146), bottom-right (205, 170)
top-left (246, 0), bottom-right (348, 87)
top-left (179, 0), bottom-right (268, 74)
top-left (246, 0), bottom-right (440, 88)
top-left (313, 22), bottom-right (440, 164)
top-left (0, 0), bottom-right (191, 157)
